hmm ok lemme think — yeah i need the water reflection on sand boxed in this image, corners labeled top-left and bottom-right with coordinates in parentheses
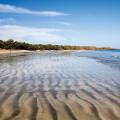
top-left (0, 51), bottom-right (120, 120)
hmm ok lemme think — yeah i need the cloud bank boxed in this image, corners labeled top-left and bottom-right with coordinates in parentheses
top-left (0, 4), bottom-right (69, 16)
top-left (0, 25), bottom-right (66, 43)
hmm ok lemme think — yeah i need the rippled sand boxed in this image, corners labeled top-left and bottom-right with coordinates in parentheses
top-left (0, 52), bottom-right (120, 120)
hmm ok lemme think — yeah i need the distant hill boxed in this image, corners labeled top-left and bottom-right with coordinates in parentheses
top-left (0, 39), bottom-right (116, 51)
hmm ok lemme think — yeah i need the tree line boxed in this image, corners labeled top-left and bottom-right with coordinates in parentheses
top-left (0, 39), bottom-right (115, 51)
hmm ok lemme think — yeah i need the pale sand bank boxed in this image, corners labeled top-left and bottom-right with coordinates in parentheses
top-left (0, 50), bottom-right (32, 54)
top-left (0, 49), bottom-right (86, 55)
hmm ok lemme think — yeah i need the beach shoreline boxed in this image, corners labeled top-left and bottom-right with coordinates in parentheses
top-left (0, 49), bottom-right (87, 55)
top-left (0, 49), bottom-right (32, 54)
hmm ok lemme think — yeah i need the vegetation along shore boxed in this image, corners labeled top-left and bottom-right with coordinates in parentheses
top-left (0, 39), bottom-right (116, 51)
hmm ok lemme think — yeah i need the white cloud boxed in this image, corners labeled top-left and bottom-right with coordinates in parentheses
top-left (0, 4), bottom-right (70, 16)
top-left (0, 25), bottom-right (66, 43)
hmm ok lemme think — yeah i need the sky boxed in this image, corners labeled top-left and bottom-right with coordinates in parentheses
top-left (0, 0), bottom-right (120, 48)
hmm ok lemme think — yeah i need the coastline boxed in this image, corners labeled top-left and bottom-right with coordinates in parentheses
top-left (0, 49), bottom-right (87, 55)
top-left (0, 49), bottom-right (32, 54)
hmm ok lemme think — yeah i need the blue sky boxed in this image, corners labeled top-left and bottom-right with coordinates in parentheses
top-left (0, 0), bottom-right (120, 48)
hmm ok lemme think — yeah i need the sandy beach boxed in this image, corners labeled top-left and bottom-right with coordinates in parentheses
top-left (0, 51), bottom-right (120, 120)
top-left (0, 0), bottom-right (119, 119)
top-left (0, 49), bottom-right (32, 54)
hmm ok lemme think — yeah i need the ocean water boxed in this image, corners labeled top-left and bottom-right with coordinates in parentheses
top-left (74, 50), bottom-right (120, 70)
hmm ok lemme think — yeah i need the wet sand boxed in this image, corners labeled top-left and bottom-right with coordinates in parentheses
top-left (0, 52), bottom-right (120, 120)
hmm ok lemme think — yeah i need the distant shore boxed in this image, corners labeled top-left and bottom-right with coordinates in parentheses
top-left (0, 40), bottom-right (115, 51)
top-left (0, 49), bottom-right (32, 54)
top-left (0, 49), bottom-right (88, 54)
top-left (0, 49), bottom-right (116, 55)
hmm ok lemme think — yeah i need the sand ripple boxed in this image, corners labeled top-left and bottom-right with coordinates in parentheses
top-left (0, 52), bottom-right (120, 120)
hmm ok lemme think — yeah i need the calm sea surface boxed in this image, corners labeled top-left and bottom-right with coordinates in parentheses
top-left (0, 50), bottom-right (120, 92)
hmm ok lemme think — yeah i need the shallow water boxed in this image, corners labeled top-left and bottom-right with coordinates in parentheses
top-left (0, 51), bottom-right (120, 120)
top-left (75, 50), bottom-right (120, 70)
